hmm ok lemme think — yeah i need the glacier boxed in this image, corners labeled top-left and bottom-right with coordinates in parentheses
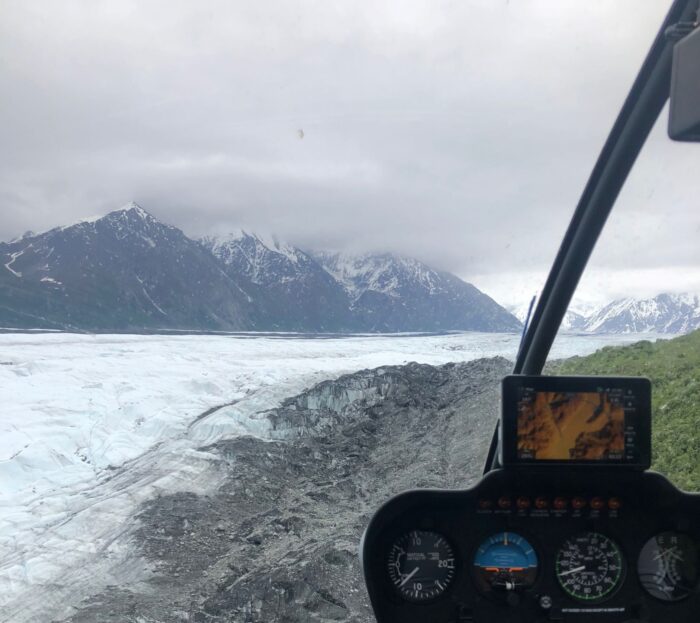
top-left (0, 330), bottom-right (671, 621)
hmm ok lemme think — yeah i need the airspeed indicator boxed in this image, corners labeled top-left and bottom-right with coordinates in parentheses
top-left (556, 532), bottom-right (625, 602)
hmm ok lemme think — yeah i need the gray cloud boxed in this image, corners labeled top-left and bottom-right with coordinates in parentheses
top-left (1, 0), bottom-right (698, 306)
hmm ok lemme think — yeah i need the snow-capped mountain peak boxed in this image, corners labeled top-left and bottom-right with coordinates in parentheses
top-left (56, 202), bottom-right (154, 233)
top-left (121, 200), bottom-right (149, 215)
top-left (201, 230), bottom-right (310, 284)
top-left (584, 293), bottom-right (700, 334)
top-left (9, 230), bottom-right (36, 243)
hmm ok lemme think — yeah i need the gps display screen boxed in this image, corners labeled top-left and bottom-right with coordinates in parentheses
top-left (501, 376), bottom-right (651, 468)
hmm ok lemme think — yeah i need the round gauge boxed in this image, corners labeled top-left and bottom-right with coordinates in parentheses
top-left (637, 532), bottom-right (698, 602)
top-left (387, 530), bottom-right (456, 602)
top-left (556, 532), bottom-right (625, 602)
top-left (473, 532), bottom-right (539, 593)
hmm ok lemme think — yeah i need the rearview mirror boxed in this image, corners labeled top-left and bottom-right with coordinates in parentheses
top-left (669, 25), bottom-right (700, 141)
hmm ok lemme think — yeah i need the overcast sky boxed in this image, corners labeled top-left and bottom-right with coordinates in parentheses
top-left (1, 0), bottom-right (699, 308)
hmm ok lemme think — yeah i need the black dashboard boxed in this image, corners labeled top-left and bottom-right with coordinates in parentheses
top-left (361, 468), bottom-right (700, 622)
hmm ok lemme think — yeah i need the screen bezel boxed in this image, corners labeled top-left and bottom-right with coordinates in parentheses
top-left (501, 375), bottom-right (651, 469)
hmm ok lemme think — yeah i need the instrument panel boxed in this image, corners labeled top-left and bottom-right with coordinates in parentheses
top-left (361, 469), bottom-right (700, 622)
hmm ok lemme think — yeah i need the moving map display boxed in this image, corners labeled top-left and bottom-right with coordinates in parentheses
top-left (501, 376), bottom-right (651, 468)
top-left (516, 390), bottom-right (625, 460)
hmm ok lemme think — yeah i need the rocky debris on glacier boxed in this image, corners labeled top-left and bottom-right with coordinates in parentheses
top-left (60, 357), bottom-right (510, 623)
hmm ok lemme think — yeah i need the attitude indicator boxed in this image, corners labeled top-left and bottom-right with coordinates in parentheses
top-left (473, 532), bottom-right (539, 593)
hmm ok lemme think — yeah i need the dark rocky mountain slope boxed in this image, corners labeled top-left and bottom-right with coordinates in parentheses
top-left (61, 357), bottom-right (509, 623)
top-left (0, 204), bottom-right (250, 331)
top-left (315, 252), bottom-right (522, 332)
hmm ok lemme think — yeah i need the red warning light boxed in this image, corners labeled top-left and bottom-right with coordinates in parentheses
top-left (498, 496), bottom-right (512, 510)
top-left (608, 497), bottom-right (623, 510)
top-left (516, 496), bottom-right (531, 510)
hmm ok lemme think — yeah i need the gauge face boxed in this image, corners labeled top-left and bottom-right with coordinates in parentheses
top-left (556, 532), bottom-right (625, 602)
top-left (638, 532), bottom-right (698, 602)
top-left (387, 530), bottom-right (456, 602)
top-left (473, 532), bottom-right (538, 593)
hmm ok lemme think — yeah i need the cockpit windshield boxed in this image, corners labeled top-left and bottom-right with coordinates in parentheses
top-left (0, 2), bottom-right (698, 623)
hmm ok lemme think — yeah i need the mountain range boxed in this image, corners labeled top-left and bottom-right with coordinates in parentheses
top-left (510, 292), bottom-right (700, 334)
top-left (4, 203), bottom-right (696, 335)
top-left (0, 203), bottom-right (521, 333)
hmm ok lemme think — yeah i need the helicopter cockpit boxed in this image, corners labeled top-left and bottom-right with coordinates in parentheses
top-left (360, 1), bottom-right (700, 621)
top-left (361, 376), bottom-right (699, 622)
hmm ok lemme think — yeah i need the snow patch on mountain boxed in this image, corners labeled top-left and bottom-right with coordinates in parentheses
top-left (40, 276), bottom-right (62, 285)
top-left (314, 252), bottom-right (442, 300)
top-left (4, 250), bottom-right (25, 278)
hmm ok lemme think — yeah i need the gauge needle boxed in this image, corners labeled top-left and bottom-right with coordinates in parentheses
top-left (654, 548), bottom-right (682, 562)
top-left (559, 565), bottom-right (586, 577)
top-left (400, 567), bottom-right (420, 587)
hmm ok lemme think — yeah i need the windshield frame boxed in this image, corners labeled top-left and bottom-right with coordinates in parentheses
top-left (485, 0), bottom-right (700, 472)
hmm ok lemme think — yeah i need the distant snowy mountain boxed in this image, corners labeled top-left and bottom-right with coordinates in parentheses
top-left (508, 301), bottom-right (587, 332)
top-left (315, 252), bottom-right (522, 332)
top-left (204, 235), bottom-right (521, 332)
top-left (6, 204), bottom-right (697, 335)
top-left (583, 293), bottom-right (700, 334)
top-left (507, 292), bottom-right (700, 335)
top-left (1, 204), bottom-right (521, 333)
top-left (562, 310), bottom-right (588, 331)
top-left (0, 203), bottom-right (250, 331)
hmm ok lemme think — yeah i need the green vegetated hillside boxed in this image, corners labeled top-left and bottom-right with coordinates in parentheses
top-left (555, 330), bottom-right (700, 492)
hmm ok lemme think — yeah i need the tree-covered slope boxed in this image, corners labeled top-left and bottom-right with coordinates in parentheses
top-left (554, 330), bottom-right (700, 492)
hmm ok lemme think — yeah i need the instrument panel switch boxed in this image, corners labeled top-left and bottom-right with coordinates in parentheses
top-left (590, 496), bottom-right (605, 510)
top-left (571, 496), bottom-right (587, 510)
top-left (608, 496), bottom-right (623, 510)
